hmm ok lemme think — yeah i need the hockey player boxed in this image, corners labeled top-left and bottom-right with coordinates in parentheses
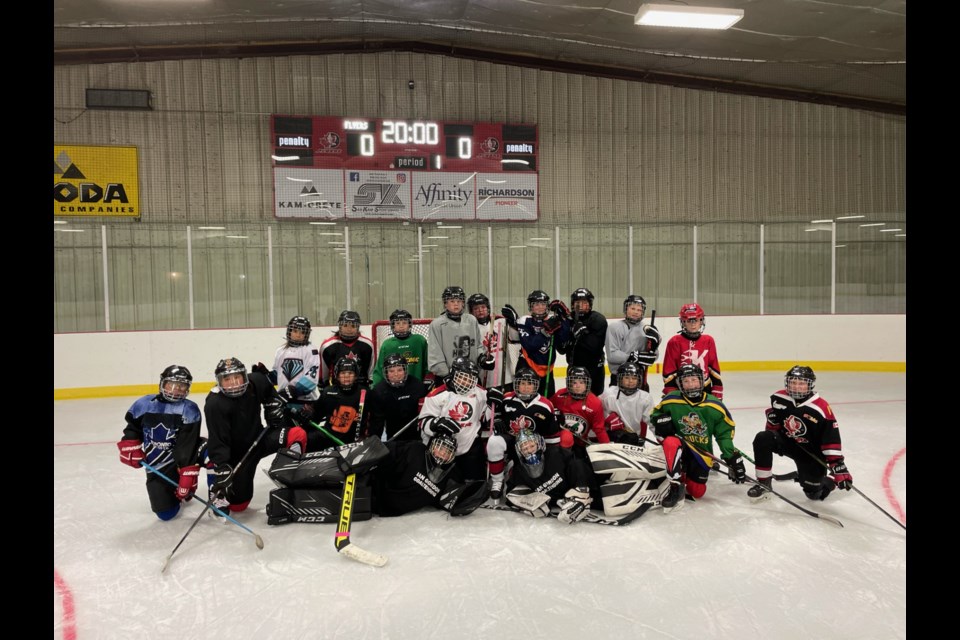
top-left (418, 356), bottom-right (495, 481)
top-left (366, 353), bottom-right (428, 441)
top-left (311, 356), bottom-right (366, 448)
top-left (485, 367), bottom-right (563, 500)
top-left (604, 295), bottom-right (662, 389)
top-left (205, 357), bottom-right (299, 513)
top-left (662, 303), bottom-right (723, 399)
top-left (502, 289), bottom-right (570, 398)
top-left (549, 365), bottom-right (610, 451)
top-left (267, 315), bottom-right (322, 423)
top-left (117, 365), bottom-right (205, 521)
top-left (319, 310), bottom-right (375, 388)
top-left (747, 366), bottom-right (853, 502)
top-left (554, 288), bottom-right (608, 396)
top-left (650, 363), bottom-right (744, 512)
top-left (599, 362), bottom-right (656, 445)
top-left (427, 286), bottom-right (481, 380)
top-left (370, 309), bottom-right (428, 387)
top-left (468, 293), bottom-right (514, 391)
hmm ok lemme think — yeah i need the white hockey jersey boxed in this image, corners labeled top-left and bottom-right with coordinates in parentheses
top-left (418, 384), bottom-right (490, 455)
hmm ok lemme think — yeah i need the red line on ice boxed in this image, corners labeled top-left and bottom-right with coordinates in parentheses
top-left (882, 447), bottom-right (906, 525)
top-left (54, 569), bottom-right (77, 640)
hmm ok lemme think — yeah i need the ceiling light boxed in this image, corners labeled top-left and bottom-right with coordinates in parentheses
top-left (810, 219), bottom-right (833, 224)
top-left (317, 232), bottom-right (343, 236)
top-left (198, 226), bottom-right (225, 230)
top-left (836, 215), bottom-right (866, 220)
top-left (437, 225), bottom-right (462, 229)
top-left (426, 236), bottom-right (449, 240)
top-left (635, 3), bottom-right (744, 29)
top-left (309, 222), bottom-right (337, 225)
top-left (509, 245), bottom-right (526, 249)
top-left (528, 237), bottom-right (551, 241)
top-left (860, 223), bottom-right (885, 227)
top-left (54, 220), bottom-right (68, 224)
top-left (895, 234), bottom-right (906, 237)
top-left (225, 235), bottom-right (248, 239)
top-left (56, 229), bottom-right (85, 233)
top-left (879, 228), bottom-right (903, 232)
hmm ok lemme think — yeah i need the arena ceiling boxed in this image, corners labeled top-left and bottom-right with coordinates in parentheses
top-left (53, 0), bottom-right (906, 115)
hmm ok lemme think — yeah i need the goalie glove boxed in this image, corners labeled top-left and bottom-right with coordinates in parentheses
top-left (556, 487), bottom-right (592, 524)
top-left (506, 487), bottom-right (552, 518)
top-left (501, 304), bottom-right (519, 328)
top-left (548, 299), bottom-right (570, 320)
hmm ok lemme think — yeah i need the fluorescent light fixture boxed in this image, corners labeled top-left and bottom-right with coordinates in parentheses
top-left (834, 245), bottom-right (847, 248)
top-left (225, 235), bottom-right (248, 239)
top-left (317, 232), bottom-right (343, 236)
top-left (879, 228), bottom-right (903, 233)
top-left (421, 244), bottom-right (439, 248)
top-left (309, 222), bottom-right (337, 225)
top-left (528, 237), bottom-right (551, 241)
top-left (810, 219), bottom-right (833, 224)
top-left (635, 3), bottom-right (744, 29)
top-left (509, 245), bottom-right (526, 249)
top-left (895, 234), bottom-right (906, 237)
top-left (426, 236), bottom-right (449, 240)
top-left (804, 228), bottom-right (830, 232)
top-left (437, 225), bottom-right (462, 229)
top-left (860, 223), bottom-right (886, 227)
top-left (56, 229), bottom-right (85, 233)
top-left (198, 226), bottom-right (226, 230)
top-left (54, 220), bottom-right (68, 224)
top-left (328, 241), bottom-right (346, 245)
top-left (837, 215), bottom-right (866, 220)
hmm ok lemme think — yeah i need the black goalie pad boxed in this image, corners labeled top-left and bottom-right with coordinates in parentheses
top-left (268, 446), bottom-right (345, 488)
top-left (336, 436), bottom-right (390, 475)
top-left (266, 483), bottom-right (372, 525)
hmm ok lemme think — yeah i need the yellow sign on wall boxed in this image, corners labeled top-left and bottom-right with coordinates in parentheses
top-left (54, 145), bottom-right (140, 218)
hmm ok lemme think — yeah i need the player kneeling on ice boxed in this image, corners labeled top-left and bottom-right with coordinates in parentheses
top-left (650, 363), bottom-right (745, 513)
top-left (117, 365), bottom-right (206, 521)
top-left (747, 365), bottom-right (853, 502)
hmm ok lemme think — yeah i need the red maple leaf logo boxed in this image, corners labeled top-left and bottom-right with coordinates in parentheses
top-left (448, 401), bottom-right (472, 421)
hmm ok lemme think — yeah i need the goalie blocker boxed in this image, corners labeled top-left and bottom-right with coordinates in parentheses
top-left (265, 436), bottom-right (388, 525)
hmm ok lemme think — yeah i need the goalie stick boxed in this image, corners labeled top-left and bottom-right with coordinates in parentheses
top-left (310, 404), bottom-right (389, 567)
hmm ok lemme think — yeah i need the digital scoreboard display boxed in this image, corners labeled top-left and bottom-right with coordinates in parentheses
top-left (271, 115), bottom-right (539, 222)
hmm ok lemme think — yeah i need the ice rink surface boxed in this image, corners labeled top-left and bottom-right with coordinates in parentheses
top-left (54, 372), bottom-right (906, 640)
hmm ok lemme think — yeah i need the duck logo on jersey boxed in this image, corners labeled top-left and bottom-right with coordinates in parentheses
top-left (281, 359), bottom-right (305, 380)
top-left (680, 412), bottom-right (706, 436)
top-left (562, 413), bottom-right (588, 436)
top-left (783, 415), bottom-right (809, 441)
top-left (447, 401), bottom-right (474, 422)
top-left (509, 415), bottom-right (536, 436)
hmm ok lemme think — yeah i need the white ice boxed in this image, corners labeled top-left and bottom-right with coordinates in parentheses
top-left (54, 372), bottom-right (906, 640)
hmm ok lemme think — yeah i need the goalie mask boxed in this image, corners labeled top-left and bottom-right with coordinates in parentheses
top-left (566, 366), bottom-right (592, 400)
top-left (285, 315), bottom-right (312, 347)
top-left (679, 303), bottom-right (705, 339)
top-left (527, 289), bottom-right (550, 320)
top-left (617, 363), bottom-right (642, 397)
top-left (383, 353), bottom-right (409, 388)
top-left (159, 365), bottom-right (192, 401)
top-left (677, 363), bottom-right (705, 403)
top-left (333, 357), bottom-right (360, 392)
top-left (425, 432), bottom-right (458, 483)
top-left (389, 309), bottom-right (413, 339)
top-left (623, 295), bottom-right (646, 325)
top-left (215, 358), bottom-right (249, 398)
top-left (784, 365), bottom-right (816, 401)
top-left (449, 357), bottom-right (480, 396)
top-left (516, 430), bottom-right (546, 479)
top-left (513, 368), bottom-right (540, 402)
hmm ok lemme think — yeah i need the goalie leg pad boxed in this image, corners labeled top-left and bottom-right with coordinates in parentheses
top-left (336, 436), bottom-right (391, 475)
top-left (266, 483), bottom-right (372, 525)
top-left (587, 443), bottom-right (667, 482)
top-left (268, 446), bottom-right (346, 488)
top-left (600, 477), bottom-right (670, 516)
top-left (505, 485), bottom-right (552, 518)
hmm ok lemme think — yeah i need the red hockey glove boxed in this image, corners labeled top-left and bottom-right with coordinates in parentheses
top-left (176, 465), bottom-right (200, 501)
top-left (117, 439), bottom-right (144, 468)
top-left (604, 412), bottom-right (626, 432)
top-left (548, 299), bottom-right (570, 320)
top-left (283, 426), bottom-right (308, 452)
top-left (829, 461), bottom-right (853, 490)
top-left (542, 314), bottom-right (563, 335)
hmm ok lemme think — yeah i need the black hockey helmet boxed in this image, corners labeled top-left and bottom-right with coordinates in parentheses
top-left (286, 315), bottom-right (312, 346)
top-left (383, 353), bottom-right (408, 388)
top-left (333, 356), bottom-right (360, 391)
top-left (425, 432), bottom-right (458, 483)
top-left (566, 366), bottom-right (592, 400)
top-left (617, 362), bottom-right (642, 396)
top-left (442, 286), bottom-right (466, 302)
top-left (677, 363), bottom-right (705, 402)
top-left (527, 289), bottom-right (550, 319)
top-left (570, 287), bottom-right (594, 311)
top-left (159, 365), bottom-right (192, 401)
top-left (389, 309), bottom-right (413, 338)
top-left (623, 295), bottom-right (647, 324)
top-left (784, 365), bottom-right (816, 401)
top-left (467, 293), bottom-right (491, 315)
top-left (215, 358), bottom-right (249, 398)
top-left (513, 367), bottom-right (540, 402)
top-left (449, 357), bottom-right (480, 395)
top-left (337, 310), bottom-right (361, 339)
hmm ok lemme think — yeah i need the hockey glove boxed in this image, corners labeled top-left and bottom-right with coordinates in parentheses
top-left (501, 304), bottom-right (519, 328)
top-left (278, 386), bottom-right (296, 403)
top-left (117, 439), bottom-right (144, 469)
top-left (548, 299), bottom-right (571, 320)
top-left (486, 386), bottom-right (505, 413)
top-left (433, 417), bottom-right (462, 437)
top-left (829, 461), bottom-right (853, 490)
top-left (542, 314), bottom-right (563, 335)
top-left (556, 487), bottom-right (592, 524)
top-left (604, 412), bottom-right (626, 432)
top-left (652, 413), bottom-right (676, 438)
top-left (281, 426), bottom-right (308, 452)
top-left (478, 354), bottom-right (496, 370)
top-left (642, 324), bottom-right (663, 350)
top-left (251, 362), bottom-right (270, 376)
top-left (175, 465), bottom-right (200, 501)
top-left (211, 463), bottom-right (234, 495)
top-left (629, 350), bottom-right (658, 367)
top-left (764, 407), bottom-right (783, 428)
top-left (723, 453), bottom-right (747, 484)
top-left (493, 419), bottom-right (508, 436)
top-left (571, 322), bottom-right (588, 340)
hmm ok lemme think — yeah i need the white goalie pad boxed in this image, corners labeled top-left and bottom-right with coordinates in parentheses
top-left (587, 442), bottom-right (667, 483)
top-left (600, 477), bottom-right (670, 516)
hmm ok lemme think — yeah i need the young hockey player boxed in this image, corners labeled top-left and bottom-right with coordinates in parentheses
top-left (502, 289), bottom-right (570, 398)
top-left (366, 353), bottom-right (428, 441)
top-left (468, 292), bottom-right (514, 391)
top-left (662, 303), bottom-right (723, 399)
top-left (549, 365), bottom-right (610, 451)
top-left (747, 365), bottom-right (853, 502)
top-left (319, 310), bottom-right (375, 388)
top-left (270, 315), bottom-right (322, 423)
top-left (117, 365), bottom-right (205, 521)
top-left (554, 288), bottom-right (608, 396)
top-left (599, 361), bottom-right (656, 445)
top-left (604, 294), bottom-right (661, 389)
top-left (311, 356), bottom-right (367, 448)
top-left (370, 309), bottom-right (429, 387)
top-left (650, 363), bottom-right (744, 513)
top-left (427, 286), bottom-right (481, 380)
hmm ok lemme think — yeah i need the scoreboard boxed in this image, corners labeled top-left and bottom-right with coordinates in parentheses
top-left (271, 115), bottom-right (539, 221)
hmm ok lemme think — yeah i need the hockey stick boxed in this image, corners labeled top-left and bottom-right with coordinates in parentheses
top-left (682, 440), bottom-right (843, 528)
top-left (311, 397), bottom-right (389, 567)
top-left (142, 461), bottom-right (265, 568)
top-left (709, 462), bottom-right (798, 482)
top-left (640, 309), bottom-right (656, 390)
top-left (154, 424), bottom-right (271, 572)
top-left (793, 445), bottom-right (905, 531)
top-left (386, 414), bottom-right (421, 443)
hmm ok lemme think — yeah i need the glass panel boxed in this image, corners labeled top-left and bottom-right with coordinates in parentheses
top-left (632, 224), bottom-right (694, 320)
top-left (835, 221), bottom-right (906, 314)
top-left (763, 222), bottom-right (831, 314)
top-left (697, 223), bottom-right (761, 315)
top-left (191, 225), bottom-right (270, 329)
top-left (54, 222), bottom-right (105, 332)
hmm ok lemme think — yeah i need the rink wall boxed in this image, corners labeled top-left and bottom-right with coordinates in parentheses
top-left (53, 314), bottom-right (905, 399)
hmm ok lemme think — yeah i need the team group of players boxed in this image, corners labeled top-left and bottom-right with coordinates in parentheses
top-left (117, 286), bottom-right (853, 525)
